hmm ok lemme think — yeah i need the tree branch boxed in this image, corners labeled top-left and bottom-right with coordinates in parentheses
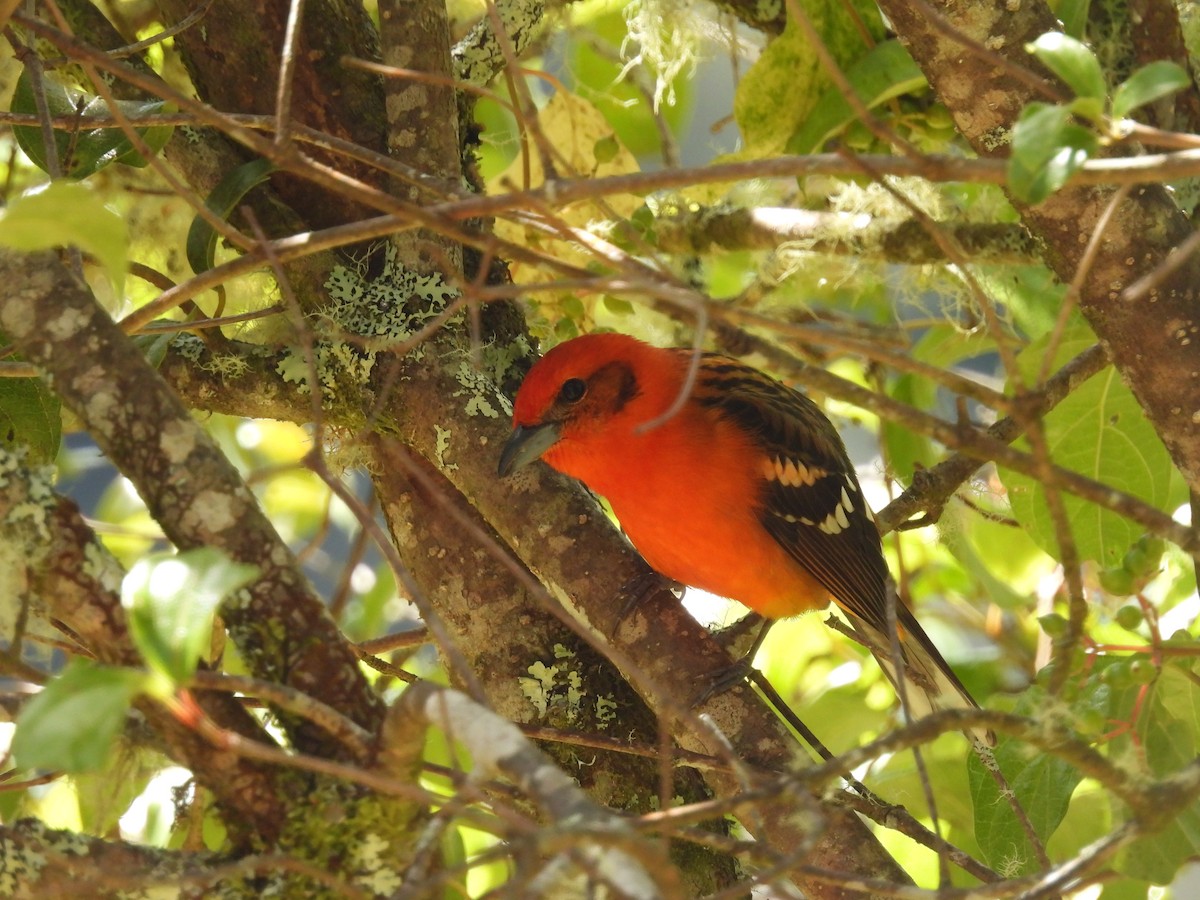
top-left (652, 205), bottom-right (1039, 264)
top-left (0, 447), bottom-right (288, 842)
top-left (0, 249), bottom-right (382, 757)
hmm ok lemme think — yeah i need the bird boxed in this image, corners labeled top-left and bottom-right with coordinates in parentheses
top-left (498, 332), bottom-right (992, 746)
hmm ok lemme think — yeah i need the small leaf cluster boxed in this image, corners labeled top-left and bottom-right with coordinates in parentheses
top-left (1009, 32), bottom-right (1190, 203)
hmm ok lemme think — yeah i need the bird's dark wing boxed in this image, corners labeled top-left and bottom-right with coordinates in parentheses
top-left (687, 354), bottom-right (891, 629)
top-left (684, 352), bottom-right (988, 740)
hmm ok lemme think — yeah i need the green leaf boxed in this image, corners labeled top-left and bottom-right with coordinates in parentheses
top-left (592, 135), bottom-right (620, 164)
top-left (968, 688), bottom-right (1084, 874)
top-left (124, 548), bottom-right (259, 689)
top-left (1100, 878), bottom-right (1165, 900)
top-left (1003, 330), bottom-right (1187, 566)
top-left (910, 323), bottom-right (996, 369)
top-left (786, 40), bottom-right (927, 154)
top-left (185, 157), bottom-right (276, 275)
top-left (600, 295), bottom-right (635, 316)
top-left (131, 333), bottom-right (175, 370)
top-left (1007, 102), bottom-right (1097, 204)
top-left (944, 504), bottom-right (1044, 610)
top-left (0, 182), bottom-right (127, 294)
top-left (0, 373), bottom-right (60, 464)
top-left (736, 19), bottom-right (824, 155)
top-left (1112, 61), bottom-right (1191, 120)
top-left (1052, 0), bottom-right (1092, 38)
top-left (1027, 33), bottom-right (1107, 105)
top-left (972, 263), bottom-right (1066, 340)
top-left (884, 373), bottom-right (935, 474)
top-left (1065, 94), bottom-right (1105, 124)
top-left (1113, 660), bottom-right (1200, 883)
top-left (13, 660), bottom-right (145, 773)
top-left (12, 70), bottom-right (173, 179)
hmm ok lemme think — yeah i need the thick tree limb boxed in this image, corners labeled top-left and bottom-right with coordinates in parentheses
top-left (367, 439), bottom-right (741, 893)
top-left (0, 818), bottom-right (377, 898)
top-left (155, 0), bottom-right (387, 231)
top-left (653, 205), bottom-right (1038, 264)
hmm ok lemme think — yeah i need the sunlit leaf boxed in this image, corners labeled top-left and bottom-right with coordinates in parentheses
top-left (0, 370), bottom-right (60, 464)
top-left (489, 91), bottom-right (640, 293)
top-left (1113, 660), bottom-right (1200, 883)
top-left (0, 182), bottom-right (127, 294)
top-left (968, 688), bottom-right (1083, 874)
top-left (973, 263), bottom-right (1065, 340)
top-left (124, 548), bottom-right (259, 690)
top-left (787, 40), bottom-right (926, 153)
top-left (1027, 33), bottom-right (1106, 106)
top-left (1003, 331), bottom-right (1187, 566)
top-left (1065, 94), bottom-right (1104, 124)
top-left (1007, 103), bottom-right (1097, 204)
top-left (12, 70), bottom-right (173, 179)
top-left (13, 660), bottom-right (145, 773)
top-left (883, 374), bottom-right (935, 475)
top-left (737, 4), bottom-right (882, 156)
top-left (1053, 0), bottom-right (1092, 37)
top-left (1112, 61), bottom-right (1190, 121)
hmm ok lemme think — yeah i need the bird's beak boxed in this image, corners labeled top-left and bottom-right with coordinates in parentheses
top-left (498, 422), bottom-right (562, 477)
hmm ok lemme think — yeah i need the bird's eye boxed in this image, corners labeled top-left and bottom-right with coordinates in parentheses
top-left (558, 378), bottom-right (587, 403)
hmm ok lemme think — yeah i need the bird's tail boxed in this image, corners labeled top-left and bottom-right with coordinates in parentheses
top-left (841, 591), bottom-right (995, 748)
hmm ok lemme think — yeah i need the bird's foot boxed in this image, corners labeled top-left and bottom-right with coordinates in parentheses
top-left (692, 651), bottom-right (758, 707)
top-left (691, 616), bottom-right (776, 706)
top-left (609, 569), bottom-right (683, 638)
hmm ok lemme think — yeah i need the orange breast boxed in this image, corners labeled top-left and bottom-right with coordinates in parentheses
top-left (589, 407), bottom-right (833, 620)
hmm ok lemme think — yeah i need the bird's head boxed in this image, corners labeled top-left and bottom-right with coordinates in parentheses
top-left (498, 332), bottom-right (671, 479)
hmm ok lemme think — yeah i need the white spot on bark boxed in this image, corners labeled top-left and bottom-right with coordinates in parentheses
top-left (46, 307), bottom-right (91, 341)
top-left (159, 420), bottom-right (196, 465)
top-left (183, 490), bottom-right (238, 533)
top-left (0, 296), bottom-right (35, 338)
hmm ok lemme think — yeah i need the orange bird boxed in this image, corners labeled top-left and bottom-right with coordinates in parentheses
top-left (499, 332), bottom-right (991, 745)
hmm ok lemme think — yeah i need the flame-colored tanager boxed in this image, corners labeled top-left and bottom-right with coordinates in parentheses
top-left (499, 332), bottom-right (989, 744)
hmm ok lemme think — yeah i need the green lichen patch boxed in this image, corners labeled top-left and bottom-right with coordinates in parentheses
top-left (520, 644), bottom-right (620, 730)
top-left (276, 244), bottom-right (464, 402)
top-left (273, 771), bottom-right (419, 898)
top-left (433, 425), bottom-right (456, 471)
top-left (446, 334), bottom-right (530, 420)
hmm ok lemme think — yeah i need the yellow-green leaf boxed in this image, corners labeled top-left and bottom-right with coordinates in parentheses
top-left (1003, 330), bottom-right (1186, 566)
top-left (0, 183), bottom-right (127, 295)
top-left (13, 660), bottom-right (145, 773)
top-left (0, 374), bottom-right (60, 464)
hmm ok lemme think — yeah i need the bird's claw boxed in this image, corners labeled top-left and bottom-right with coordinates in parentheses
top-left (609, 569), bottom-right (683, 638)
top-left (691, 616), bottom-right (775, 707)
top-left (691, 653), bottom-right (757, 707)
